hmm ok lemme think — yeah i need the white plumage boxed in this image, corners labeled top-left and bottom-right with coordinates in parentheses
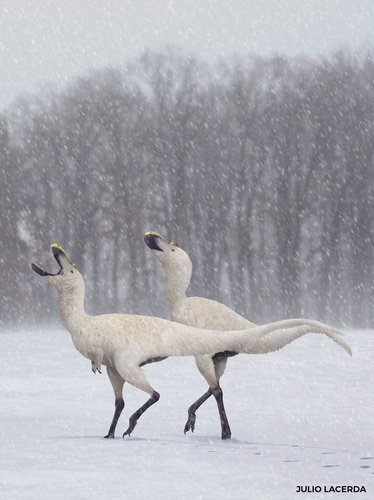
top-left (33, 243), bottom-right (350, 439)
top-left (144, 231), bottom-right (351, 438)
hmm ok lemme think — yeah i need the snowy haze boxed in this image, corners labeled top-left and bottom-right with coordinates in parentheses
top-left (0, 0), bottom-right (373, 109)
top-left (0, 2), bottom-right (373, 498)
top-left (1, 52), bottom-right (374, 327)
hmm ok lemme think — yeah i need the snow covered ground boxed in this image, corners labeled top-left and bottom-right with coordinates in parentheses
top-left (0, 327), bottom-right (373, 500)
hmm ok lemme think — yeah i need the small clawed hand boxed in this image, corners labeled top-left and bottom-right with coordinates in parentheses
top-left (91, 360), bottom-right (102, 374)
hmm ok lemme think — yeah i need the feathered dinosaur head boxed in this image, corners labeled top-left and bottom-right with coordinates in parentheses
top-left (144, 231), bottom-right (192, 281)
top-left (32, 243), bottom-right (82, 291)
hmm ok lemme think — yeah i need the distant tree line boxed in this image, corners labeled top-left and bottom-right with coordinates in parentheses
top-left (0, 50), bottom-right (373, 328)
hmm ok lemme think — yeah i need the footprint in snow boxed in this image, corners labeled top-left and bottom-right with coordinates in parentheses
top-left (359, 457), bottom-right (373, 470)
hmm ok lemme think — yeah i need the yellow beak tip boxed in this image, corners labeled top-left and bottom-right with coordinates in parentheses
top-left (144, 230), bottom-right (162, 237)
top-left (50, 243), bottom-right (68, 256)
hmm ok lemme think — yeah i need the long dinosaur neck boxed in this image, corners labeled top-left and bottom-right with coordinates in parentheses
top-left (57, 283), bottom-right (87, 333)
top-left (165, 268), bottom-right (190, 310)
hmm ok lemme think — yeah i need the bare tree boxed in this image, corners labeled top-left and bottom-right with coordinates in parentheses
top-left (3, 51), bottom-right (373, 327)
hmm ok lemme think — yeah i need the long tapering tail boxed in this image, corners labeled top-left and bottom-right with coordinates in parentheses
top-left (169, 318), bottom-right (352, 357)
top-left (238, 321), bottom-right (352, 356)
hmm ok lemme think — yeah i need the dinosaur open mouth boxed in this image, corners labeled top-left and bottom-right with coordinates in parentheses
top-left (144, 231), bottom-right (165, 252)
top-left (31, 244), bottom-right (66, 277)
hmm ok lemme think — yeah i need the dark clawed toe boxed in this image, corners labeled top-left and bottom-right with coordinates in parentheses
top-left (123, 420), bottom-right (136, 438)
top-left (221, 424), bottom-right (232, 440)
top-left (184, 414), bottom-right (196, 434)
top-left (104, 433), bottom-right (115, 439)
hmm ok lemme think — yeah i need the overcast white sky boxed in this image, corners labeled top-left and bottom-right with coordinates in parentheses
top-left (0, 0), bottom-right (373, 109)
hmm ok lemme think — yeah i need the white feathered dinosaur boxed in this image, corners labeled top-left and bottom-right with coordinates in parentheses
top-left (144, 230), bottom-right (352, 439)
top-left (32, 243), bottom-right (351, 439)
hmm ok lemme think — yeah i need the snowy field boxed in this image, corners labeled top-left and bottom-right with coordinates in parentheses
top-left (0, 328), bottom-right (373, 500)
